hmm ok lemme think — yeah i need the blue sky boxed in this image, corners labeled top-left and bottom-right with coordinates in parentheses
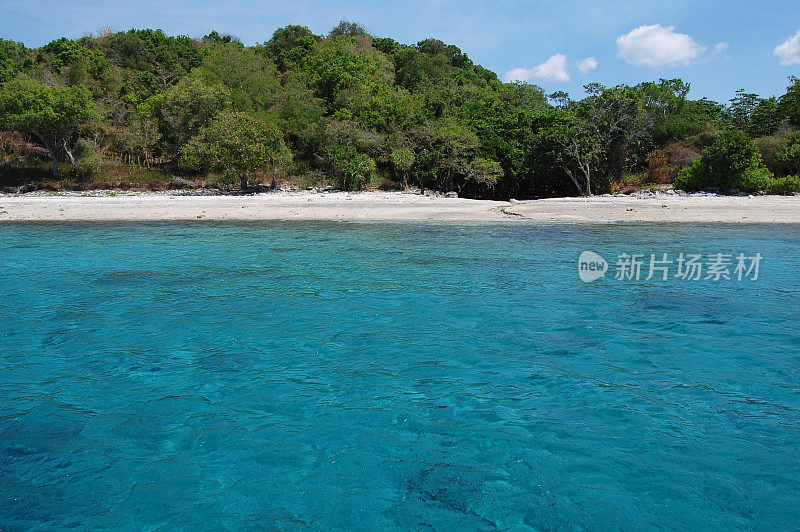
top-left (1, 0), bottom-right (799, 103)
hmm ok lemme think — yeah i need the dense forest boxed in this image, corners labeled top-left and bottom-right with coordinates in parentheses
top-left (1, 22), bottom-right (800, 197)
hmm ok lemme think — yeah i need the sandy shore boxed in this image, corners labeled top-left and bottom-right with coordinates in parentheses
top-left (1, 191), bottom-right (799, 223)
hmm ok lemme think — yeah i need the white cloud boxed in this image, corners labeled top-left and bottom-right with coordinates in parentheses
top-left (504, 54), bottom-right (570, 83)
top-left (533, 54), bottom-right (569, 81)
top-left (775, 29), bottom-right (800, 65)
top-left (503, 67), bottom-right (535, 83)
top-left (616, 24), bottom-right (706, 67)
top-left (577, 57), bottom-right (598, 75)
top-left (713, 42), bottom-right (728, 55)
top-left (533, 54), bottom-right (570, 82)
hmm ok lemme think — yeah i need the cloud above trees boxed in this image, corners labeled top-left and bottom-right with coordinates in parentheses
top-left (775, 29), bottom-right (800, 65)
top-left (616, 24), bottom-right (705, 67)
top-left (577, 57), bottom-right (598, 74)
top-left (504, 22), bottom-right (795, 87)
top-left (504, 53), bottom-right (570, 83)
top-left (531, 54), bottom-right (570, 81)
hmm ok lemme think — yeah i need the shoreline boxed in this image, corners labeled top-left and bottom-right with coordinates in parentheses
top-left (1, 191), bottom-right (800, 223)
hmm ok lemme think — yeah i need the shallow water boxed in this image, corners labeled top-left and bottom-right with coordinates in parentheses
top-left (1, 222), bottom-right (799, 529)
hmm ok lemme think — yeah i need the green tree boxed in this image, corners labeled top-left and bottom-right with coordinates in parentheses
top-left (151, 77), bottom-right (230, 158)
top-left (391, 147), bottom-right (415, 189)
top-left (548, 109), bottom-right (602, 196)
top-left (778, 77), bottom-right (800, 129)
top-left (328, 21), bottom-right (369, 38)
top-left (344, 84), bottom-right (420, 131)
top-left (431, 120), bottom-right (479, 192)
top-left (581, 83), bottom-right (648, 183)
top-left (749, 97), bottom-right (781, 137)
top-left (466, 157), bottom-right (503, 189)
top-left (38, 37), bottom-right (110, 81)
top-left (201, 31), bottom-right (237, 45)
top-left (263, 25), bottom-right (318, 72)
top-left (0, 76), bottom-right (98, 176)
top-left (269, 79), bottom-right (325, 156)
top-left (299, 36), bottom-right (393, 109)
top-left (676, 130), bottom-right (772, 192)
top-left (416, 39), bottom-right (472, 68)
top-left (100, 29), bottom-right (201, 91)
top-left (393, 46), bottom-right (448, 92)
top-left (192, 43), bottom-right (280, 114)
top-left (181, 111), bottom-right (291, 191)
top-left (323, 143), bottom-right (375, 190)
top-left (756, 133), bottom-right (800, 177)
top-left (443, 82), bottom-right (548, 197)
top-left (0, 39), bottom-right (30, 83)
top-left (729, 89), bottom-right (761, 131)
top-left (541, 85), bottom-right (646, 196)
top-left (637, 79), bottom-right (707, 145)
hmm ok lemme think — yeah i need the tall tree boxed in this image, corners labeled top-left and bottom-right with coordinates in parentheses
top-left (0, 39), bottom-right (30, 83)
top-left (729, 89), bottom-right (761, 132)
top-left (778, 77), bottom-right (800, 129)
top-left (192, 43), bottom-right (280, 114)
top-left (328, 21), bottom-right (369, 38)
top-left (0, 76), bottom-right (97, 176)
top-left (391, 147), bottom-right (415, 190)
top-left (262, 25), bottom-right (318, 72)
top-left (150, 77), bottom-right (230, 159)
top-left (181, 111), bottom-right (291, 191)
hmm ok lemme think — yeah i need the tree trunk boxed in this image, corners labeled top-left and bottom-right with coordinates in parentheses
top-left (564, 168), bottom-right (584, 196)
top-left (239, 173), bottom-right (248, 192)
top-left (63, 140), bottom-right (75, 167)
top-left (52, 155), bottom-right (59, 178)
top-left (585, 171), bottom-right (592, 196)
top-left (579, 162), bottom-right (592, 196)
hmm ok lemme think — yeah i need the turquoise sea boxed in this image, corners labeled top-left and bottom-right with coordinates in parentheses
top-left (1, 222), bottom-right (799, 530)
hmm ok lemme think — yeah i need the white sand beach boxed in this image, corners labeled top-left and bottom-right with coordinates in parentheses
top-left (1, 191), bottom-right (799, 223)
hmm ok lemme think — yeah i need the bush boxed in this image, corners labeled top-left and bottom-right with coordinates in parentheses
top-left (764, 175), bottom-right (800, 195)
top-left (646, 144), bottom-right (701, 183)
top-left (738, 165), bottom-right (773, 193)
top-left (323, 143), bottom-right (375, 190)
top-left (297, 169), bottom-right (327, 189)
top-left (391, 147), bottom-right (415, 189)
top-left (674, 166), bottom-right (705, 191)
top-left (675, 131), bottom-right (773, 192)
top-left (755, 133), bottom-right (800, 177)
top-left (73, 139), bottom-right (102, 178)
top-left (685, 129), bottom-right (720, 151)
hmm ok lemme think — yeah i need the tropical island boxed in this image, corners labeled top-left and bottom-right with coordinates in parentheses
top-left (4, 8), bottom-right (800, 530)
top-left (1, 22), bottom-right (800, 205)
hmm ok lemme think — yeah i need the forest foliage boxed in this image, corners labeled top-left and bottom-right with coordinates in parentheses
top-left (1, 23), bottom-right (799, 196)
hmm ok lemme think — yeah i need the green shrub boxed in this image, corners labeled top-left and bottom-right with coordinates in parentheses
top-left (764, 175), bottom-right (800, 195)
top-left (686, 129), bottom-right (719, 151)
top-left (323, 143), bottom-right (375, 190)
top-left (73, 139), bottom-right (102, 178)
top-left (674, 131), bottom-right (773, 192)
top-left (675, 166), bottom-right (707, 191)
top-left (738, 165), bottom-right (773, 193)
top-left (297, 169), bottom-right (327, 189)
top-left (755, 133), bottom-right (800, 177)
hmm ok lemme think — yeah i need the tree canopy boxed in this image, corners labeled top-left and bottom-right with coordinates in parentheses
top-left (181, 111), bottom-right (291, 190)
top-left (1, 22), bottom-right (799, 194)
top-left (0, 76), bottom-right (97, 176)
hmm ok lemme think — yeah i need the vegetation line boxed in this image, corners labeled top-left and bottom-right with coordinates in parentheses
top-left (1, 22), bottom-right (799, 198)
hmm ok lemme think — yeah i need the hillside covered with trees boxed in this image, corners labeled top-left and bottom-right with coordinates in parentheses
top-left (1, 22), bottom-right (800, 197)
